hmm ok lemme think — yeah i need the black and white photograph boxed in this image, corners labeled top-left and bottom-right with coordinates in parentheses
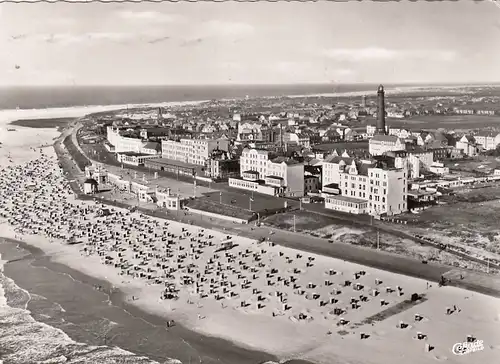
top-left (0, 1), bottom-right (499, 364)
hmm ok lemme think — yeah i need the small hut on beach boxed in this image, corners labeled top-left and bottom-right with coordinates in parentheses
top-left (83, 178), bottom-right (98, 194)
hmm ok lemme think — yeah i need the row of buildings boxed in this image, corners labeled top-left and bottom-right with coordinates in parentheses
top-left (84, 164), bottom-right (183, 211)
top-left (101, 85), bottom-right (500, 219)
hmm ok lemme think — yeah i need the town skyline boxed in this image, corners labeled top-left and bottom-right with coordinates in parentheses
top-left (0, 1), bottom-right (499, 86)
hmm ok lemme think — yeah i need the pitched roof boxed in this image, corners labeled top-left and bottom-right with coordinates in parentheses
top-left (323, 155), bottom-right (353, 165)
top-left (371, 135), bottom-right (399, 143)
top-left (270, 156), bottom-right (302, 165)
top-left (344, 160), bottom-right (377, 176)
top-left (142, 142), bottom-right (161, 150)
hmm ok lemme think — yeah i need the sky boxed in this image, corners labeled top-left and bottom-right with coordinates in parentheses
top-left (0, 1), bottom-right (499, 86)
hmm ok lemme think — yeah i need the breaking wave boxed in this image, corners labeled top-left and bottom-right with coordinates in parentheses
top-left (0, 265), bottom-right (180, 364)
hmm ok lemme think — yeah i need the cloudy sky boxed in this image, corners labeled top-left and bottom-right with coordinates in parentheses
top-left (0, 1), bottom-right (499, 86)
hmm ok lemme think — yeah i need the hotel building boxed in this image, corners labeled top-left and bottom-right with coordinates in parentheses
top-left (229, 148), bottom-right (304, 197)
top-left (161, 138), bottom-right (229, 166)
top-left (324, 159), bottom-right (408, 216)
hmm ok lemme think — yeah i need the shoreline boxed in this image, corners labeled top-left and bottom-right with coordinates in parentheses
top-left (0, 237), bottom-right (281, 364)
top-left (0, 83), bottom-right (487, 116)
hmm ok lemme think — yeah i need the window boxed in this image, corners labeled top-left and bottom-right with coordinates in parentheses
top-left (383, 189), bottom-right (386, 195)
top-left (382, 197), bottom-right (385, 203)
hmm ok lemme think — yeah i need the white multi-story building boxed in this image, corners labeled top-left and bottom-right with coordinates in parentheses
top-left (325, 160), bottom-right (408, 216)
top-left (240, 148), bottom-right (273, 178)
top-left (369, 135), bottom-right (406, 156)
top-left (456, 135), bottom-right (480, 157)
top-left (473, 132), bottom-right (500, 150)
top-left (321, 156), bottom-right (353, 189)
top-left (107, 126), bottom-right (144, 153)
top-left (230, 148), bottom-right (304, 197)
top-left (161, 138), bottom-right (229, 166)
top-left (367, 166), bottom-right (407, 216)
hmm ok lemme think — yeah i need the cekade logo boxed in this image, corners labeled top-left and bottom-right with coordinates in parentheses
top-left (452, 340), bottom-right (484, 355)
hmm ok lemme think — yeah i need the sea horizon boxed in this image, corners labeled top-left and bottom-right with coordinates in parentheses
top-left (1, 82), bottom-right (498, 111)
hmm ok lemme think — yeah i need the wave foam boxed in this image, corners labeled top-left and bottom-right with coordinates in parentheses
top-left (0, 266), bottom-right (171, 364)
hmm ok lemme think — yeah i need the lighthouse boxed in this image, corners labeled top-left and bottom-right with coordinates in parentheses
top-left (375, 85), bottom-right (387, 135)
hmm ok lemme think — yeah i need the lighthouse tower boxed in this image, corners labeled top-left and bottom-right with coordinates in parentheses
top-left (375, 85), bottom-right (387, 135)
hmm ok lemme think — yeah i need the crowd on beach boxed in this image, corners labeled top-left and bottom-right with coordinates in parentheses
top-left (0, 149), bottom-right (487, 362)
top-left (0, 152), bottom-right (412, 321)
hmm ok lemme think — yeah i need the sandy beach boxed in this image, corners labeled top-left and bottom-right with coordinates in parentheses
top-left (1, 106), bottom-right (500, 364)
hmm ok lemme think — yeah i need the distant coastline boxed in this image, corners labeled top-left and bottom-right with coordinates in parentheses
top-left (0, 83), bottom-right (497, 111)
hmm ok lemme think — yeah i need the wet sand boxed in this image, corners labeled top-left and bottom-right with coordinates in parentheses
top-left (8, 117), bottom-right (76, 131)
top-left (0, 238), bottom-right (289, 364)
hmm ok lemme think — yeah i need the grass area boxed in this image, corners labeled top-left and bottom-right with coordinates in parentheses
top-left (263, 210), bottom-right (336, 231)
top-left (445, 156), bottom-right (500, 175)
top-left (394, 199), bottom-right (500, 271)
top-left (385, 114), bottom-right (500, 130)
top-left (186, 198), bottom-right (255, 221)
top-left (266, 210), bottom-right (496, 273)
top-left (9, 117), bottom-right (75, 129)
top-left (203, 189), bottom-right (289, 214)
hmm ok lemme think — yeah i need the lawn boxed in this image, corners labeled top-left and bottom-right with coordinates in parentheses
top-left (385, 115), bottom-right (500, 130)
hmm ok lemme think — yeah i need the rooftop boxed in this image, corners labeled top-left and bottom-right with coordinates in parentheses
top-left (370, 135), bottom-right (400, 143)
top-left (326, 194), bottom-right (367, 204)
top-left (118, 152), bottom-right (150, 157)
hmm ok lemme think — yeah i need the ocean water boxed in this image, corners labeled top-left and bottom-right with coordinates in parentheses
top-left (0, 241), bottom-right (278, 364)
top-left (0, 84), bottom-right (424, 110)
top-left (0, 253), bottom-right (166, 364)
top-left (0, 278), bottom-right (164, 364)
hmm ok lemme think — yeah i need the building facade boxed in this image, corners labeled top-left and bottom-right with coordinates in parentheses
top-left (161, 138), bottom-right (229, 166)
top-left (325, 160), bottom-right (408, 216)
top-left (230, 148), bottom-right (304, 197)
top-left (473, 132), bottom-right (500, 150)
top-left (369, 135), bottom-right (406, 156)
top-left (107, 126), bottom-right (144, 153)
top-left (456, 135), bottom-right (480, 157)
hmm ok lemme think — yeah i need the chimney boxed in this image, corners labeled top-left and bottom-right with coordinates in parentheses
top-left (375, 85), bottom-right (387, 135)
